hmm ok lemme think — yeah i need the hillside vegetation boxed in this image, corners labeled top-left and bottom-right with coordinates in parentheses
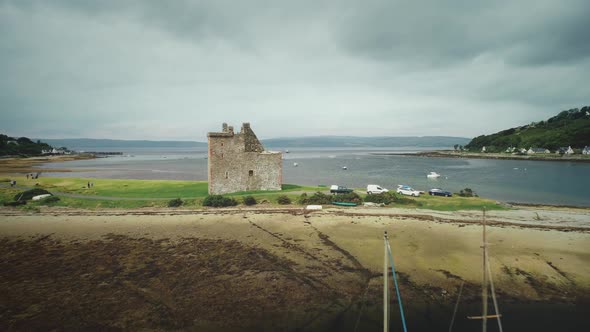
top-left (465, 106), bottom-right (590, 152)
top-left (0, 135), bottom-right (53, 157)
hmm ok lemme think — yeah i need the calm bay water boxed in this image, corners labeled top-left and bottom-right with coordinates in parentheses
top-left (41, 147), bottom-right (590, 207)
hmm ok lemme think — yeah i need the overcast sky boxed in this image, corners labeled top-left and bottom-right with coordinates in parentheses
top-left (1, 0), bottom-right (589, 140)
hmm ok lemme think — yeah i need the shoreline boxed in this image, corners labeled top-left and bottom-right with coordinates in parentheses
top-left (0, 154), bottom-right (95, 174)
top-left (1, 204), bottom-right (589, 232)
top-left (374, 150), bottom-right (590, 162)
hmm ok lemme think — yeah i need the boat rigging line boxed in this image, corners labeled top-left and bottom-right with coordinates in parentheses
top-left (384, 231), bottom-right (408, 332)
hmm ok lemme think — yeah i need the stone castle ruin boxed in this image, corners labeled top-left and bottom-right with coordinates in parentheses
top-left (207, 123), bottom-right (282, 195)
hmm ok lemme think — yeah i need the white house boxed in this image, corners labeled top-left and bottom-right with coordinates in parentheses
top-left (556, 146), bottom-right (574, 155)
top-left (41, 148), bottom-right (68, 155)
top-left (583, 146), bottom-right (590, 155)
top-left (481, 146), bottom-right (486, 153)
top-left (505, 146), bottom-right (516, 153)
top-left (528, 147), bottom-right (550, 154)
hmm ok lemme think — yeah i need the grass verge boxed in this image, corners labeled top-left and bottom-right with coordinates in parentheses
top-left (1, 177), bottom-right (507, 211)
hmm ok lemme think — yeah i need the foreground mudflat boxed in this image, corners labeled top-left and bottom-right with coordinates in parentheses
top-left (0, 208), bottom-right (589, 331)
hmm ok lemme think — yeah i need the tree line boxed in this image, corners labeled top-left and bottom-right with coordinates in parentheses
top-left (0, 134), bottom-right (53, 156)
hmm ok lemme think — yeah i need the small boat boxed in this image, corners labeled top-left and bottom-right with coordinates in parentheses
top-left (331, 201), bottom-right (357, 206)
top-left (285, 149), bottom-right (290, 153)
top-left (293, 162), bottom-right (298, 167)
top-left (427, 171), bottom-right (441, 178)
top-left (342, 166), bottom-right (348, 170)
top-left (32, 194), bottom-right (52, 201)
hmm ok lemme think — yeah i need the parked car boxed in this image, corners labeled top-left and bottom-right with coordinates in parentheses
top-left (428, 188), bottom-right (452, 197)
top-left (366, 184), bottom-right (389, 195)
top-left (330, 185), bottom-right (353, 194)
top-left (397, 185), bottom-right (421, 197)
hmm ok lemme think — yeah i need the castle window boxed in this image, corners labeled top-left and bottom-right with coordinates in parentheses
top-left (249, 170), bottom-right (254, 177)
top-left (221, 143), bottom-right (224, 147)
top-left (221, 153), bottom-right (224, 159)
top-left (225, 171), bottom-right (229, 179)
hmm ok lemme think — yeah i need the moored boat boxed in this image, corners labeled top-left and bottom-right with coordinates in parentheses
top-left (427, 171), bottom-right (441, 178)
top-left (331, 201), bottom-right (357, 206)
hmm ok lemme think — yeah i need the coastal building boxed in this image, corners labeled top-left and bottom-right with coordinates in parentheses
top-left (207, 123), bottom-right (282, 195)
top-left (583, 146), bottom-right (590, 155)
top-left (505, 147), bottom-right (516, 153)
top-left (481, 146), bottom-right (486, 153)
top-left (556, 146), bottom-right (574, 155)
top-left (41, 148), bottom-right (69, 155)
top-left (527, 147), bottom-right (550, 154)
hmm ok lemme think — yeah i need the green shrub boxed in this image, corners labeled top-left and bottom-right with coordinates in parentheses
top-left (392, 195), bottom-right (421, 205)
top-left (364, 192), bottom-right (394, 204)
top-left (39, 196), bottom-right (60, 204)
top-left (297, 193), bottom-right (308, 205)
top-left (333, 192), bottom-right (363, 204)
top-left (298, 192), bottom-right (332, 205)
top-left (168, 198), bottom-right (184, 207)
top-left (458, 188), bottom-right (478, 197)
top-left (14, 188), bottom-right (51, 201)
top-left (243, 196), bottom-right (257, 206)
top-left (277, 195), bottom-right (292, 205)
top-left (364, 192), bottom-right (422, 206)
top-left (203, 195), bottom-right (238, 207)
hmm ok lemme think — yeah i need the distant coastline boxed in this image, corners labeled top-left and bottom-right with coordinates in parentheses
top-left (375, 150), bottom-right (590, 163)
top-left (0, 154), bottom-right (95, 174)
top-left (37, 136), bottom-right (471, 150)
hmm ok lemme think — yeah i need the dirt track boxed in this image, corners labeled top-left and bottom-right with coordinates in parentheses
top-left (0, 209), bottom-right (589, 331)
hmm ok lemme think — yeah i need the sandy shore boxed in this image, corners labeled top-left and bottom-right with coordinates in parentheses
top-left (0, 154), bottom-right (94, 175)
top-left (0, 206), bottom-right (589, 331)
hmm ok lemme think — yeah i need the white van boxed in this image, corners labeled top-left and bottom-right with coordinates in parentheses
top-left (366, 185), bottom-right (389, 195)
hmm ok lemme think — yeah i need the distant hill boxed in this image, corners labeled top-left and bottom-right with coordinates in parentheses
top-left (261, 136), bottom-right (470, 148)
top-left (40, 136), bottom-right (470, 150)
top-left (465, 106), bottom-right (590, 152)
top-left (39, 138), bottom-right (207, 149)
top-left (1, 134), bottom-right (52, 156)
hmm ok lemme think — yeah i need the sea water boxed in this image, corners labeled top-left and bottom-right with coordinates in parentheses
top-left (40, 147), bottom-right (590, 207)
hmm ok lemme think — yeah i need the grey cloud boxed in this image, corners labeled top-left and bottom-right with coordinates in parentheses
top-left (0, 0), bottom-right (588, 140)
top-left (337, 0), bottom-right (590, 67)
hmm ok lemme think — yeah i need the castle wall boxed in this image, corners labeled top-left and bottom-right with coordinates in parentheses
top-left (208, 123), bottom-right (282, 195)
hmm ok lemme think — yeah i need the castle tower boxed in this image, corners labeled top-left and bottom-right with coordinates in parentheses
top-left (207, 123), bottom-right (282, 194)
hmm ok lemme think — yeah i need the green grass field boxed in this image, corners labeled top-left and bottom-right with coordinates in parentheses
top-left (413, 193), bottom-right (505, 211)
top-left (1, 177), bottom-right (507, 211)
top-left (15, 177), bottom-right (324, 198)
top-left (17, 177), bottom-right (210, 198)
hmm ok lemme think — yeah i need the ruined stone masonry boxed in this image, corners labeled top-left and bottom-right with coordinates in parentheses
top-left (208, 123), bottom-right (282, 194)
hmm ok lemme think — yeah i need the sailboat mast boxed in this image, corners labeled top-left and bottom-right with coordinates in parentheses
top-left (384, 231), bottom-right (389, 332)
top-left (482, 207), bottom-right (488, 332)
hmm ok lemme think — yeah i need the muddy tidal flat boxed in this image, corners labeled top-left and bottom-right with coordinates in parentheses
top-left (0, 207), bottom-right (589, 331)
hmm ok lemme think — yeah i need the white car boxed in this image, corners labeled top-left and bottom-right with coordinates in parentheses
top-left (397, 185), bottom-right (420, 197)
top-left (367, 184), bottom-right (389, 194)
